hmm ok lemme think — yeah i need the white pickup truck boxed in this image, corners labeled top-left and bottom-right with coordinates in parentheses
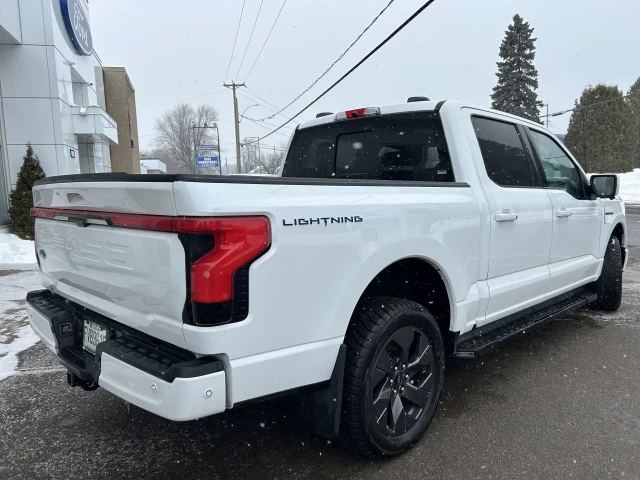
top-left (27, 100), bottom-right (626, 457)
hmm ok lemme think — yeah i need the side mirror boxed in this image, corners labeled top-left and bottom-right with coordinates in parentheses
top-left (590, 174), bottom-right (618, 199)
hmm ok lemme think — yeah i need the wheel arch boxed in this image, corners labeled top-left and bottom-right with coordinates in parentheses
top-left (611, 222), bottom-right (624, 246)
top-left (610, 222), bottom-right (626, 267)
top-left (346, 256), bottom-right (455, 342)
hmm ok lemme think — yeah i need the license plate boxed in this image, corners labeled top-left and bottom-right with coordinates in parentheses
top-left (83, 319), bottom-right (108, 354)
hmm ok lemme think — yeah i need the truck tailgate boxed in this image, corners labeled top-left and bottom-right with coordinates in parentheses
top-left (33, 181), bottom-right (188, 348)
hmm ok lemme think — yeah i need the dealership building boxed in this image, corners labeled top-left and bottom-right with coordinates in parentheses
top-left (0, 0), bottom-right (140, 225)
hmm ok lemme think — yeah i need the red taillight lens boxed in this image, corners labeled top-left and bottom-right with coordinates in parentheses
top-left (31, 208), bottom-right (271, 324)
top-left (174, 217), bottom-right (270, 304)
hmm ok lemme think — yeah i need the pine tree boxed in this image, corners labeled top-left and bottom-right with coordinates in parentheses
top-left (9, 144), bottom-right (46, 240)
top-left (564, 84), bottom-right (637, 173)
top-left (628, 77), bottom-right (640, 168)
top-left (491, 14), bottom-right (543, 122)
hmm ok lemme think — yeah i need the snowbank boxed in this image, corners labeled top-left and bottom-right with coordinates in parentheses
top-left (618, 169), bottom-right (640, 205)
top-left (0, 234), bottom-right (36, 264)
top-left (0, 267), bottom-right (42, 381)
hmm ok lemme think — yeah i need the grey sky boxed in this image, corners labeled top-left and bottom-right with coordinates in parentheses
top-left (90, 0), bottom-right (638, 165)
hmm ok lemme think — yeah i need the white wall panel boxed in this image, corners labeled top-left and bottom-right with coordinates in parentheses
top-left (0, 0), bottom-right (21, 43)
top-left (55, 144), bottom-right (79, 175)
top-left (3, 97), bottom-right (55, 145)
top-left (0, 45), bottom-right (50, 97)
top-left (46, 46), bottom-right (74, 105)
top-left (17, 0), bottom-right (45, 45)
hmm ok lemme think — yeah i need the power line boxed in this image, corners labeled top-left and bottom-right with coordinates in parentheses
top-left (243, 117), bottom-right (291, 137)
top-left (237, 90), bottom-right (299, 122)
top-left (258, 0), bottom-right (396, 121)
top-left (224, 0), bottom-right (247, 82)
top-left (139, 89), bottom-right (227, 111)
top-left (244, 116), bottom-right (295, 130)
top-left (246, 0), bottom-right (439, 144)
top-left (544, 92), bottom-right (640, 118)
top-left (243, 0), bottom-right (288, 83)
top-left (235, 0), bottom-right (265, 80)
top-left (245, 86), bottom-right (309, 122)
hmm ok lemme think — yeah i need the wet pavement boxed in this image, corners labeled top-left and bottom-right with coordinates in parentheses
top-left (1, 222), bottom-right (640, 479)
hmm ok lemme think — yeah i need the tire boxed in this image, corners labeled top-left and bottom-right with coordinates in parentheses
top-left (341, 296), bottom-right (445, 458)
top-left (594, 235), bottom-right (622, 311)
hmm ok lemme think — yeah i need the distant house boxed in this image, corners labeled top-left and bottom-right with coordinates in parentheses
top-left (140, 158), bottom-right (166, 174)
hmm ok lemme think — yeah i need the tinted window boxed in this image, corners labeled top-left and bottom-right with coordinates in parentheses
top-left (472, 117), bottom-right (536, 187)
top-left (528, 130), bottom-right (585, 199)
top-left (282, 113), bottom-right (453, 182)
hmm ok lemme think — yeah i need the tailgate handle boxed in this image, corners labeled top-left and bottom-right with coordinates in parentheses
top-left (67, 193), bottom-right (89, 206)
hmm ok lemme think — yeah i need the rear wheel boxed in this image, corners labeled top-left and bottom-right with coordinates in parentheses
top-left (341, 297), bottom-right (445, 458)
top-left (594, 236), bottom-right (622, 311)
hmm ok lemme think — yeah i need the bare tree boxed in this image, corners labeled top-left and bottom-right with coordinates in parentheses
top-left (154, 103), bottom-right (219, 173)
top-left (240, 139), bottom-right (285, 174)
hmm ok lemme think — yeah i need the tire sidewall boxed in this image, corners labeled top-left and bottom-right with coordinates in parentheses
top-left (596, 236), bottom-right (622, 310)
top-left (359, 305), bottom-right (445, 455)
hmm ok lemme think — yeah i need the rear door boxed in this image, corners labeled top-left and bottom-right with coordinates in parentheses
top-left (524, 127), bottom-right (602, 296)
top-left (466, 112), bottom-right (553, 324)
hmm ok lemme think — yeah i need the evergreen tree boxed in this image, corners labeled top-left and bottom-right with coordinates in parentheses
top-left (628, 77), bottom-right (640, 168)
top-left (9, 144), bottom-right (46, 240)
top-left (491, 14), bottom-right (543, 122)
top-left (564, 84), bottom-right (637, 173)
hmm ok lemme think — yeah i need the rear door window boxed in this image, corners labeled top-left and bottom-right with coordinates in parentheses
top-left (282, 112), bottom-right (453, 182)
top-left (471, 116), bottom-right (538, 187)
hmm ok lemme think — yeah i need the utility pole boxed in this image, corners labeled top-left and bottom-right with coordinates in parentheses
top-left (545, 104), bottom-right (549, 128)
top-left (223, 82), bottom-right (245, 174)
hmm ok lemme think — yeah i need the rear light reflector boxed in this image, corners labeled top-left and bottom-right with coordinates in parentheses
top-left (31, 208), bottom-right (271, 325)
top-left (335, 107), bottom-right (381, 121)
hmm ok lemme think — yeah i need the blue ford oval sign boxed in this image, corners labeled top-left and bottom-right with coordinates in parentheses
top-left (60, 0), bottom-right (93, 56)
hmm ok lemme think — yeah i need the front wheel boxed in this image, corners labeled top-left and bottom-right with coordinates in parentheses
top-left (341, 297), bottom-right (445, 458)
top-left (594, 235), bottom-right (623, 311)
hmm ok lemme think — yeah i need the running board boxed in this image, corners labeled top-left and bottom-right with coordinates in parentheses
top-left (454, 290), bottom-right (597, 359)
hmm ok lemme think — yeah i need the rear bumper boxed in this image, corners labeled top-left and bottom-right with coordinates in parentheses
top-left (26, 290), bottom-right (227, 421)
top-left (99, 353), bottom-right (225, 421)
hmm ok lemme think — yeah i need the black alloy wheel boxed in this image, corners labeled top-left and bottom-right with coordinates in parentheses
top-left (341, 297), bottom-right (445, 457)
top-left (370, 326), bottom-right (435, 436)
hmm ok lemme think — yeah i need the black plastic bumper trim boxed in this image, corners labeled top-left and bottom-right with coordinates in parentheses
top-left (27, 289), bottom-right (223, 384)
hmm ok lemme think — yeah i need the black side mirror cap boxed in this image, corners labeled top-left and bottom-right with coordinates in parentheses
top-left (590, 174), bottom-right (618, 200)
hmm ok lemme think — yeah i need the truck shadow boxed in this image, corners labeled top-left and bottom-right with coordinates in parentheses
top-left (92, 308), bottom-right (615, 479)
top-left (5, 302), bottom-right (629, 480)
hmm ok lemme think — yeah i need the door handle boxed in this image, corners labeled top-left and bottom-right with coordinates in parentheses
top-left (556, 209), bottom-right (572, 218)
top-left (604, 206), bottom-right (614, 216)
top-left (495, 212), bottom-right (518, 222)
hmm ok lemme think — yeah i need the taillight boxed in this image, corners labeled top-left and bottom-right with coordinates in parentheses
top-left (335, 107), bottom-right (381, 121)
top-left (30, 208), bottom-right (271, 326)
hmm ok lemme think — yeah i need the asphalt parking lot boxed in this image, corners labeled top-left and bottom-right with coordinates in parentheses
top-left (2, 211), bottom-right (640, 480)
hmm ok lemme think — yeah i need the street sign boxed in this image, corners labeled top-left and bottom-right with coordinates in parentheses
top-left (195, 145), bottom-right (219, 151)
top-left (196, 155), bottom-right (220, 168)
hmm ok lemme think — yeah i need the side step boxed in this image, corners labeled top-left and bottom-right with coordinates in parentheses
top-left (454, 290), bottom-right (597, 359)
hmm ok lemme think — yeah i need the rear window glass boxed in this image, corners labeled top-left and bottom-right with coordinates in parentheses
top-left (282, 112), bottom-right (453, 182)
top-left (471, 116), bottom-right (537, 188)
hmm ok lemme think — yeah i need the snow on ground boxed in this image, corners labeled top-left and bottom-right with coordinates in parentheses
top-left (618, 169), bottom-right (640, 205)
top-left (0, 233), bottom-right (36, 264)
top-left (0, 266), bottom-right (42, 381)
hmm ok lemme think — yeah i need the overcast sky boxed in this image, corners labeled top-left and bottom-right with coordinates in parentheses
top-left (90, 0), bottom-right (638, 166)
